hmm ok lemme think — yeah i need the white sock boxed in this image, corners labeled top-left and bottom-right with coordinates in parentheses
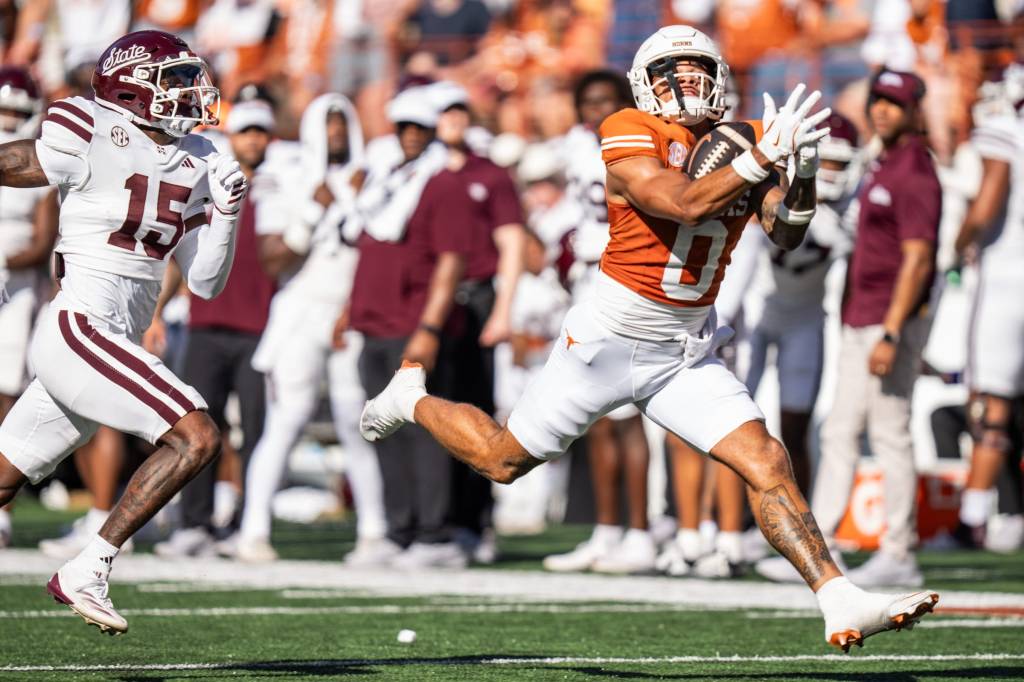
top-left (85, 507), bottom-right (109, 532)
top-left (698, 520), bottom-right (718, 553)
top-left (716, 531), bottom-right (743, 564)
top-left (960, 488), bottom-right (996, 527)
top-left (73, 534), bottom-right (120, 579)
top-left (0, 509), bottom-right (11, 535)
top-left (676, 528), bottom-right (702, 561)
top-left (591, 524), bottom-right (623, 546)
top-left (815, 576), bottom-right (863, 616)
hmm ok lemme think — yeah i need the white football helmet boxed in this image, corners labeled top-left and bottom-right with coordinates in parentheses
top-left (627, 25), bottom-right (729, 125)
top-left (973, 62), bottom-right (1024, 124)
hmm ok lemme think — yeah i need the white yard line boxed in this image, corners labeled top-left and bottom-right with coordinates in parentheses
top-left (0, 603), bottom-right (728, 619)
top-left (3, 603), bottom-right (1022, 627)
top-left (2, 653), bottom-right (1023, 673)
top-left (3, 549), bottom-right (1023, 612)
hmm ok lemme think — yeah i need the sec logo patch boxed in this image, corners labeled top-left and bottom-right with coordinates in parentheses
top-left (111, 126), bottom-right (129, 147)
top-left (668, 141), bottom-right (687, 168)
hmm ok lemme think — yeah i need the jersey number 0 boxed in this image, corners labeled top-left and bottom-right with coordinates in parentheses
top-left (661, 219), bottom-right (729, 302)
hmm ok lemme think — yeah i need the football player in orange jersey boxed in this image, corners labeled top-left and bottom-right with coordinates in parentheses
top-left (360, 26), bottom-right (939, 650)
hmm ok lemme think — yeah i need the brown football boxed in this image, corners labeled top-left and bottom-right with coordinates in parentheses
top-left (684, 121), bottom-right (758, 179)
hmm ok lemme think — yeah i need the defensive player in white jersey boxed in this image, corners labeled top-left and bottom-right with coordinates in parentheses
top-left (953, 63), bottom-right (1024, 543)
top-left (0, 68), bottom-right (58, 414)
top-left (362, 26), bottom-right (939, 650)
top-left (544, 69), bottom-right (659, 574)
top-left (0, 67), bottom-right (59, 548)
top-left (0, 31), bottom-right (248, 634)
top-left (238, 93), bottom-right (388, 565)
top-left (741, 113), bottom-right (860, 496)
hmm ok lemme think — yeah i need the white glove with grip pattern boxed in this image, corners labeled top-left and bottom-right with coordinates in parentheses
top-left (757, 83), bottom-right (833, 163)
top-left (208, 154), bottom-right (248, 216)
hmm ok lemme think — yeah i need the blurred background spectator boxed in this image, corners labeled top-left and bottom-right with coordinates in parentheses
top-left (2, 0), bottom-right (1023, 573)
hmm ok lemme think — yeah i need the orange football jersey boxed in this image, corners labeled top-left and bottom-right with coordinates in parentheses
top-left (599, 109), bottom-right (765, 308)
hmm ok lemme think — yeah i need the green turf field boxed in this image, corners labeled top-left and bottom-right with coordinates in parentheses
top-left (3, 500), bottom-right (1023, 680)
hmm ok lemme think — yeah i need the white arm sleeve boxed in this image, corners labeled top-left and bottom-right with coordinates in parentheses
top-left (173, 207), bottom-right (239, 300)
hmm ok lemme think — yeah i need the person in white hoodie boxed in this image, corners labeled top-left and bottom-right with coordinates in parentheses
top-left (234, 93), bottom-right (389, 565)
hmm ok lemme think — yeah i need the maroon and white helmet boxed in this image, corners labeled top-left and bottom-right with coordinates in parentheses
top-left (816, 112), bottom-right (861, 201)
top-left (92, 30), bottom-right (219, 138)
top-left (0, 67), bottom-right (43, 138)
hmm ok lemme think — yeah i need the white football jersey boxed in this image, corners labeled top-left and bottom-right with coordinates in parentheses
top-left (562, 124), bottom-right (610, 264)
top-left (751, 195), bottom-right (856, 316)
top-left (37, 97), bottom-right (215, 281)
top-left (266, 162), bottom-right (361, 306)
top-left (971, 110), bottom-right (1024, 269)
top-left (35, 97), bottom-right (217, 336)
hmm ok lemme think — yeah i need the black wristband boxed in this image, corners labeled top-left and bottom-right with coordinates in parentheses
top-left (882, 331), bottom-right (900, 345)
top-left (419, 323), bottom-right (442, 337)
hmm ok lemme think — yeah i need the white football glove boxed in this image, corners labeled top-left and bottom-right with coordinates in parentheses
top-left (208, 154), bottom-right (248, 216)
top-left (757, 83), bottom-right (832, 163)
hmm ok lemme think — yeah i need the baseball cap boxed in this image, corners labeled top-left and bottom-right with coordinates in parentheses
top-left (387, 86), bottom-right (439, 128)
top-left (226, 99), bottom-right (275, 133)
top-left (869, 69), bottom-right (926, 108)
top-left (428, 80), bottom-right (469, 113)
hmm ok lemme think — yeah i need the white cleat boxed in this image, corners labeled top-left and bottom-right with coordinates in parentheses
top-left (359, 361), bottom-right (426, 442)
top-left (343, 537), bottom-right (404, 568)
top-left (390, 541), bottom-right (468, 570)
top-left (692, 550), bottom-right (745, 579)
top-left (847, 550), bottom-right (924, 588)
top-left (756, 548), bottom-right (848, 584)
top-left (153, 527), bottom-right (215, 559)
top-left (591, 530), bottom-right (657, 575)
top-left (47, 564), bottom-right (128, 635)
top-left (984, 514), bottom-right (1024, 553)
top-left (235, 536), bottom-right (279, 563)
top-left (543, 528), bottom-right (622, 573)
top-left (39, 517), bottom-right (134, 560)
top-left (654, 540), bottom-right (694, 577)
top-left (825, 590), bottom-right (939, 652)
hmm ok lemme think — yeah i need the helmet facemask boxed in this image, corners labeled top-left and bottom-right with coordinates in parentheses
top-left (0, 84), bottom-right (41, 137)
top-left (631, 55), bottom-right (726, 125)
top-left (816, 142), bottom-right (860, 202)
top-left (128, 56), bottom-right (220, 137)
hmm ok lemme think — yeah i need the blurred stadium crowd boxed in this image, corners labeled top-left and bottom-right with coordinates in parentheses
top-left (0, 0), bottom-right (1023, 587)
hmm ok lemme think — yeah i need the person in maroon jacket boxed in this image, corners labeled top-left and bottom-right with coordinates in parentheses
top-left (348, 86), bottom-right (477, 568)
top-left (151, 95), bottom-right (281, 557)
top-left (808, 69), bottom-right (941, 588)
top-left (427, 81), bottom-right (526, 562)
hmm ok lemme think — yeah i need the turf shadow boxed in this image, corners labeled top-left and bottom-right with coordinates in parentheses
top-left (557, 665), bottom-right (1024, 681)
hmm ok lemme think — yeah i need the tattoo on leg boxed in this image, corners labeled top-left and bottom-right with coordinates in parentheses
top-left (99, 439), bottom-right (199, 546)
top-left (759, 484), bottom-right (836, 586)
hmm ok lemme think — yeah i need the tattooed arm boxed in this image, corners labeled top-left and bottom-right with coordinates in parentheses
top-left (758, 173), bottom-right (816, 251)
top-left (0, 140), bottom-right (52, 188)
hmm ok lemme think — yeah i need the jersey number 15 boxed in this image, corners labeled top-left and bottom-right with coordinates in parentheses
top-left (108, 173), bottom-right (192, 259)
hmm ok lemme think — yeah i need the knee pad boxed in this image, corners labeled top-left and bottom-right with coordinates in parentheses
top-left (968, 395), bottom-right (1013, 454)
